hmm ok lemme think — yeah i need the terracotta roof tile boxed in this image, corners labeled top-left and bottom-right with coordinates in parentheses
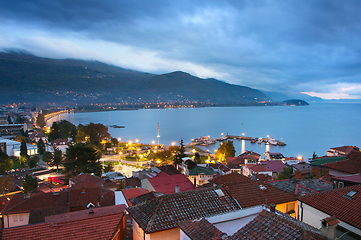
top-left (124, 177), bottom-right (141, 187)
top-left (129, 191), bottom-right (163, 206)
top-left (298, 185), bottom-right (361, 229)
top-left (121, 188), bottom-right (149, 207)
top-left (250, 164), bottom-right (271, 173)
top-left (268, 178), bottom-right (333, 196)
top-left (127, 187), bottom-right (241, 233)
top-left (156, 165), bottom-right (181, 175)
top-left (224, 181), bottom-right (297, 208)
top-left (330, 146), bottom-right (358, 155)
top-left (331, 174), bottom-right (361, 184)
top-left (259, 160), bottom-right (286, 174)
top-left (230, 210), bottom-right (327, 240)
top-left (70, 173), bottom-right (104, 185)
top-left (147, 172), bottom-right (196, 194)
top-left (178, 218), bottom-right (224, 240)
top-left (210, 172), bottom-right (252, 185)
top-left (322, 153), bottom-right (361, 174)
top-left (2, 205), bottom-right (126, 240)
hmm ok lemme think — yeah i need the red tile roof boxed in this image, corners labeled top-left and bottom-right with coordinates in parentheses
top-left (230, 210), bottom-right (327, 240)
top-left (299, 185), bottom-right (361, 229)
top-left (70, 173), bottom-right (104, 185)
top-left (329, 146), bottom-right (358, 155)
top-left (210, 172), bottom-right (252, 185)
top-left (155, 165), bottom-right (181, 175)
top-left (322, 152), bottom-right (361, 174)
top-left (2, 186), bottom-right (115, 224)
top-left (147, 172), bottom-right (196, 194)
top-left (178, 218), bottom-right (224, 240)
top-left (129, 191), bottom-right (163, 206)
top-left (332, 174), bottom-right (361, 184)
top-left (2, 205), bottom-right (126, 240)
top-left (250, 164), bottom-right (271, 173)
top-left (259, 160), bottom-right (286, 174)
top-left (224, 181), bottom-right (297, 208)
top-left (0, 196), bottom-right (9, 213)
top-left (121, 188), bottom-right (149, 207)
top-left (127, 187), bottom-right (241, 233)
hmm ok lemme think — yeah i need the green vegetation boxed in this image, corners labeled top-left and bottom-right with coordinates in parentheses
top-left (23, 174), bottom-right (38, 194)
top-left (277, 166), bottom-right (294, 180)
top-left (0, 175), bottom-right (16, 196)
top-left (174, 139), bottom-right (186, 166)
top-left (215, 140), bottom-right (235, 162)
top-left (37, 138), bottom-right (45, 155)
top-left (63, 143), bottom-right (102, 178)
top-left (27, 155), bottom-right (39, 168)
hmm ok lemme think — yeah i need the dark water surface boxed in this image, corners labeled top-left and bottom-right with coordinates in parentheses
top-left (49, 103), bottom-right (361, 159)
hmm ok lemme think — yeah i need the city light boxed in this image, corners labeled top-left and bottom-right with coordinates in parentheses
top-left (172, 142), bottom-right (176, 146)
top-left (118, 138), bottom-right (121, 142)
top-left (152, 140), bottom-right (155, 144)
top-left (135, 139), bottom-right (139, 143)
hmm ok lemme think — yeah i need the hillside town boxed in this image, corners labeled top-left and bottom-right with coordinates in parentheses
top-left (0, 107), bottom-right (360, 240)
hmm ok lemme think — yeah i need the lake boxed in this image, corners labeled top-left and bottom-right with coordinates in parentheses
top-left (48, 102), bottom-right (361, 160)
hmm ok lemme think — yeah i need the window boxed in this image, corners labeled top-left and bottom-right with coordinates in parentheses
top-left (344, 190), bottom-right (358, 199)
top-left (338, 182), bottom-right (344, 188)
top-left (19, 215), bottom-right (23, 221)
top-left (14, 215), bottom-right (18, 222)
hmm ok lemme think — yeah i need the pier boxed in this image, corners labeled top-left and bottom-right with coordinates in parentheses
top-left (190, 134), bottom-right (286, 146)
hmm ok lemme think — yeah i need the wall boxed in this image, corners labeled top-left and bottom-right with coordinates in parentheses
top-left (141, 179), bottom-right (156, 192)
top-left (298, 201), bottom-right (361, 237)
top-left (148, 228), bottom-right (180, 240)
top-left (3, 213), bottom-right (30, 228)
top-left (275, 201), bottom-right (298, 219)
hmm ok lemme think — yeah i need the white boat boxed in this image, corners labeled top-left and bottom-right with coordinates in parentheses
top-left (257, 138), bottom-right (263, 144)
top-left (269, 138), bottom-right (278, 145)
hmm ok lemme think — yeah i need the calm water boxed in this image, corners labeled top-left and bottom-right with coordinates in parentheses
top-left (49, 103), bottom-right (361, 160)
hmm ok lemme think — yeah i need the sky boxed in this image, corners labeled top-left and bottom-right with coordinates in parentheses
top-left (1, 0), bottom-right (361, 99)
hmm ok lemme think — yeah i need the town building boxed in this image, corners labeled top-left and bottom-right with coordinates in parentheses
top-left (178, 205), bottom-right (327, 240)
top-left (127, 187), bottom-right (241, 240)
top-left (1, 204), bottom-right (127, 240)
top-left (298, 185), bottom-right (361, 239)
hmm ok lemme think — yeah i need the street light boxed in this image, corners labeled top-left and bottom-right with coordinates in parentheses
top-left (135, 139), bottom-right (139, 143)
top-left (152, 140), bottom-right (155, 145)
top-left (172, 142), bottom-right (176, 146)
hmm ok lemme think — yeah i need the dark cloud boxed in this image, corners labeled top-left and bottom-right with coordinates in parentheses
top-left (1, 0), bottom-right (361, 97)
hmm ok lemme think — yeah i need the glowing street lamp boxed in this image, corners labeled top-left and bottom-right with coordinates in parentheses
top-left (135, 139), bottom-right (139, 143)
top-left (118, 138), bottom-right (121, 142)
top-left (152, 140), bottom-right (155, 145)
top-left (171, 142), bottom-right (176, 146)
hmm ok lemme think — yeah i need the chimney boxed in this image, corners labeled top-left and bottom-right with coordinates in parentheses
top-left (175, 185), bottom-right (180, 193)
top-left (295, 171), bottom-right (302, 180)
top-left (194, 178), bottom-right (197, 186)
top-left (321, 216), bottom-right (339, 239)
top-left (270, 204), bottom-right (276, 213)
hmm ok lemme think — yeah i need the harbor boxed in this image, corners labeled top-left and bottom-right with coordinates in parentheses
top-left (190, 134), bottom-right (286, 147)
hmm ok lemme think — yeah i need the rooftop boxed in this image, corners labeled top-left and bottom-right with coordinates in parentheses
top-left (1, 205), bottom-right (126, 240)
top-left (210, 172), bottom-right (252, 185)
top-left (119, 188), bottom-right (149, 207)
top-left (127, 187), bottom-right (241, 233)
top-left (147, 172), bottom-right (196, 194)
top-left (188, 166), bottom-right (216, 176)
top-left (268, 178), bottom-right (333, 196)
top-left (153, 164), bottom-right (181, 175)
top-left (310, 156), bottom-right (346, 167)
top-left (259, 160), bottom-right (286, 174)
top-left (224, 181), bottom-right (297, 208)
top-left (321, 151), bottom-right (361, 174)
top-left (298, 185), bottom-right (361, 229)
top-left (331, 174), bottom-right (361, 184)
top-left (70, 173), bottom-right (104, 185)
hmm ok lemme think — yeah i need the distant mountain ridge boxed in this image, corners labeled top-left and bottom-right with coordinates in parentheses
top-left (0, 51), bottom-right (270, 105)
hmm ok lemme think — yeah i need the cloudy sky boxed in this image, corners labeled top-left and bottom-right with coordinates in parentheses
top-left (1, 0), bottom-right (361, 99)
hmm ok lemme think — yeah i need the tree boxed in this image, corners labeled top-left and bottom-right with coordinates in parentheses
top-left (58, 120), bottom-right (77, 141)
top-left (84, 123), bottom-right (111, 148)
top-left (23, 174), bottom-right (38, 194)
top-left (37, 114), bottom-right (46, 127)
top-left (75, 124), bottom-right (87, 143)
top-left (103, 164), bottom-right (114, 173)
top-left (0, 175), bottom-right (15, 196)
top-left (37, 138), bottom-right (45, 155)
top-left (28, 155), bottom-right (39, 168)
top-left (277, 166), bottom-right (294, 180)
top-left (5, 159), bottom-right (13, 171)
top-left (0, 163), bottom-right (5, 174)
top-left (43, 151), bottom-right (52, 163)
top-left (194, 152), bottom-right (201, 164)
top-left (19, 156), bottom-right (28, 168)
top-left (7, 114), bottom-right (12, 124)
top-left (52, 147), bottom-right (63, 171)
top-left (174, 139), bottom-right (186, 166)
top-left (20, 140), bottom-right (28, 158)
top-left (216, 140), bottom-right (236, 162)
top-left (63, 143), bottom-right (102, 177)
top-left (48, 122), bottom-right (60, 141)
top-left (312, 152), bottom-right (317, 160)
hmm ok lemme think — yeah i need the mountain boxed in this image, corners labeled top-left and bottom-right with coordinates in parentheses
top-left (264, 91), bottom-right (323, 103)
top-left (0, 51), bottom-right (270, 106)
